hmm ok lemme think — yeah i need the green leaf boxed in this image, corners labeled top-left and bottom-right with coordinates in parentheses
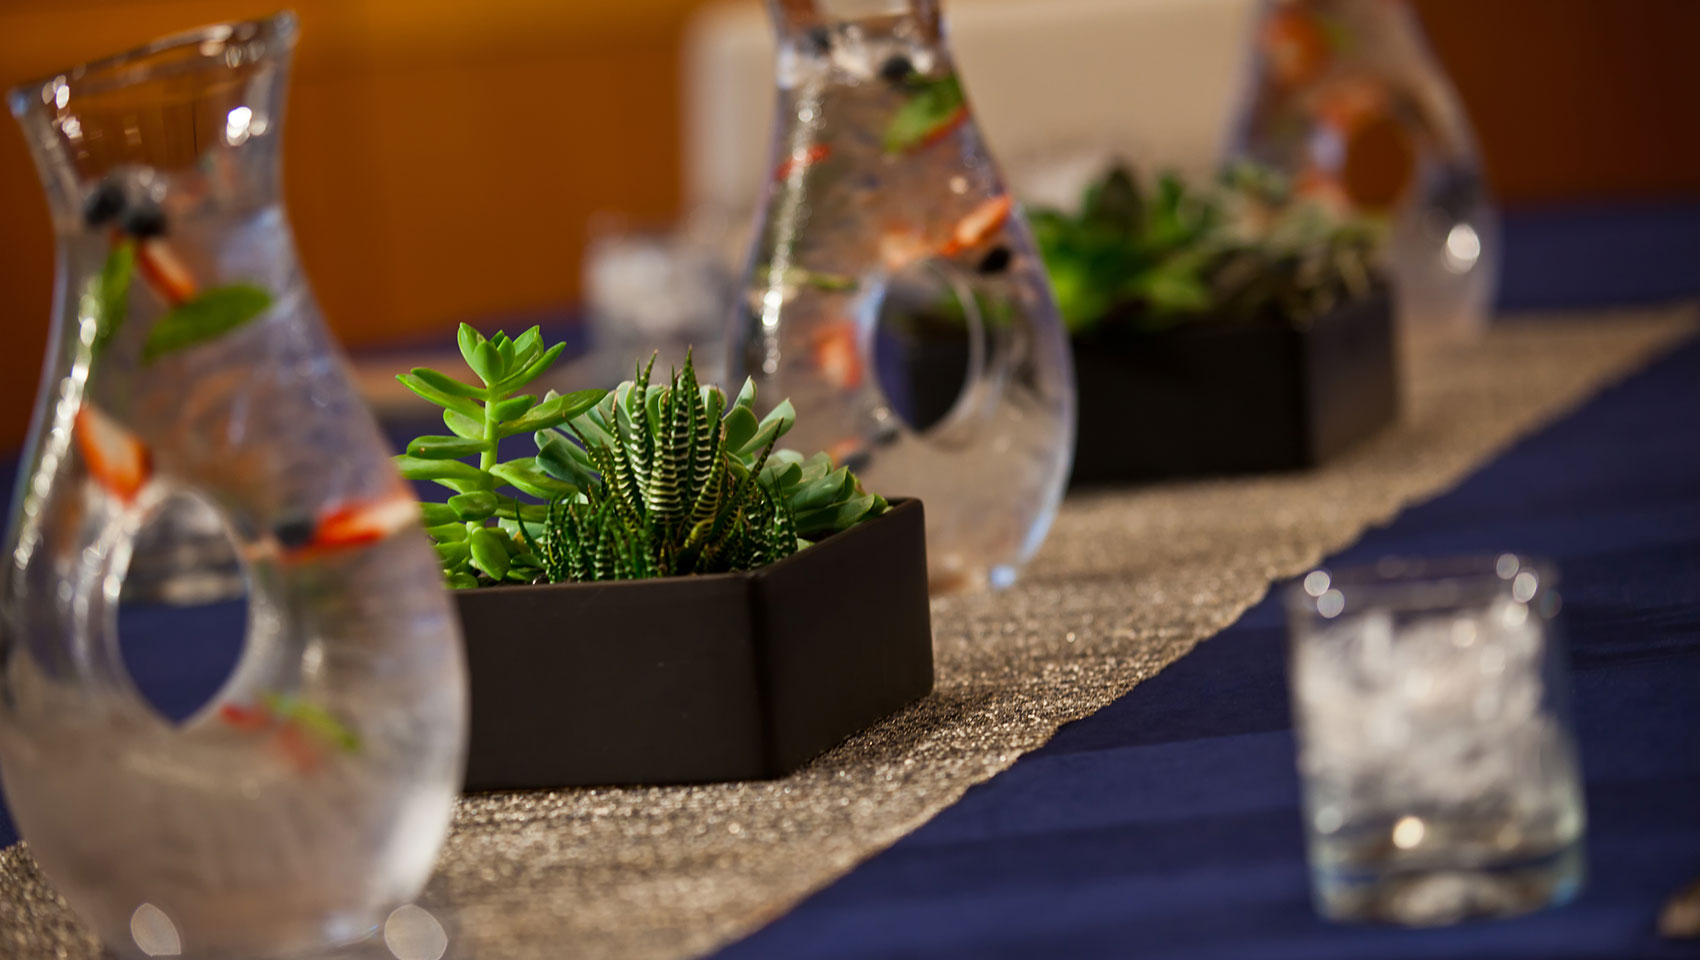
top-left (790, 466), bottom-right (851, 512)
top-left (262, 694), bottom-right (360, 753)
top-left (393, 455), bottom-right (494, 490)
top-left (457, 323), bottom-right (485, 369)
top-left (492, 501), bottom-right (552, 523)
top-left (427, 522), bottom-right (469, 542)
top-left (406, 435), bottom-right (490, 459)
top-left (397, 373), bottom-right (483, 418)
top-left (1045, 259), bottom-right (1114, 334)
top-left (796, 491), bottom-right (880, 537)
top-left (469, 340), bottom-right (503, 385)
top-left (1084, 165), bottom-right (1143, 236)
top-left (489, 458), bottom-right (578, 500)
top-left (468, 528), bottom-right (511, 579)
top-left (735, 401), bottom-right (796, 458)
top-left (701, 385), bottom-right (727, 423)
top-left (435, 540), bottom-right (472, 565)
top-left (1137, 267), bottom-right (1213, 316)
top-left (419, 502), bottom-right (459, 527)
top-left (645, 384), bottom-right (666, 437)
top-left (758, 399), bottom-right (796, 439)
top-left (444, 408), bottom-right (485, 439)
top-left (410, 367), bottom-right (486, 400)
top-left (566, 406), bottom-right (614, 449)
top-left (762, 459), bottom-right (804, 493)
top-left (142, 284), bottom-right (272, 362)
top-left (536, 432), bottom-right (600, 488)
top-left (489, 394), bottom-right (536, 421)
top-left (884, 73), bottom-right (965, 154)
top-left (499, 388), bottom-right (606, 438)
top-left (448, 490), bottom-right (499, 521)
top-left (511, 326), bottom-right (542, 365)
top-left (446, 572), bottom-right (481, 590)
top-left (500, 516), bottom-right (548, 545)
top-left (495, 336), bottom-right (516, 373)
top-left (734, 377), bottom-right (757, 410)
top-left (763, 266), bottom-right (859, 293)
top-left (88, 241), bottom-right (136, 354)
top-left (495, 341), bottom-right (566, 393)
top-left (796, 451), bottom-right (835, 485)
top-left (722, 405), bottom-right (760, 453)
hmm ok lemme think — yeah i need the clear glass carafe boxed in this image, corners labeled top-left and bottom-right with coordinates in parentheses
top-left (730, 0), bottom-right (1076, 593)
top-left (1, 15), bottom-right (466, 958)
top-left (1227, 0), bottom-right (1499, 343)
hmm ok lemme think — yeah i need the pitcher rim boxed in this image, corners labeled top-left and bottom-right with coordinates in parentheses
top-left (7, 10), bottom-right (298, 117)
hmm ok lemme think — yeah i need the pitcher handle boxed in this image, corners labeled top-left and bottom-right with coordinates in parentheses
top-left (858, 257), bottom-right (1002, 449)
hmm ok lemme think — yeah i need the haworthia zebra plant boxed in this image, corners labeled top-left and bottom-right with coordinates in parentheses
top-left (395, 327), bottom-right (887, 587)
top-left (526, 351), bottom-right (888, 582)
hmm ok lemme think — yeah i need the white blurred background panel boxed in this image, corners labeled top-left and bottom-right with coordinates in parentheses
top-left (682, 0), bottom-right (1259, 214)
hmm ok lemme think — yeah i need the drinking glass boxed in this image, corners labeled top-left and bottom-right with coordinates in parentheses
top-left (1, 15), bottom-right (467, 957)
top-left (584, 221), bottom-right (734, 387)
top-left (1285, 555), bottom-right (1585, 925)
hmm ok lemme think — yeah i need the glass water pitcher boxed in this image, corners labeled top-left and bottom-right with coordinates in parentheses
top-left (1227, 0), bottom-right (1500, 342)
top-left (730, 0), bottom-right (1077, 593)
top-left (1, 15), bottom-right (466, 958)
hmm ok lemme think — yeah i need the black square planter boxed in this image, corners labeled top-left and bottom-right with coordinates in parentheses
top-left (452, 498), bottom-right (934, 791)
top-left (1069, 285), bottom-right (1399, 485)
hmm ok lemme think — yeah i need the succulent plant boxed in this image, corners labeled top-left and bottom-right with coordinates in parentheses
top-left (1029, 161), bottom-right (1382, 335)
top-left (396, 330), bottom-right (887, 587)
top-left (393, 324), bottom-right (607, 588)
top-left (527, 351), bottom-right (888, 582)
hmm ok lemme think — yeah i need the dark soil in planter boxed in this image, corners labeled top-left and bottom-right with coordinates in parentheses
top-left (453, 498), bottom-right (934, 790)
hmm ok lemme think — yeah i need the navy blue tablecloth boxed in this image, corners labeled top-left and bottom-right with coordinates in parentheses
top-left (712, 334), bottom-right (1700, 960)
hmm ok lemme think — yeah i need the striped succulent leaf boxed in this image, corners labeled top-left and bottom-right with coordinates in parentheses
top-left (625, 356), bottom-right (655, 498)
top-left (531, 348), bottom-right (884, 583)
top-left (646, 365), bottom-right (693, 527)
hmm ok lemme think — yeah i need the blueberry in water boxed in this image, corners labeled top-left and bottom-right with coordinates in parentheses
top-left (977, 246), bottom-right (1012, 274)
top-left (83, 181), bottom-right (126, 227)
top-left (880, 54), bottom-right (915, 84)
top-left (123, 203), bottom-right (168, 239)
top-left (274, 515), bottom-right (316, 550)
top-left (807, 27), bottom-right (832, 54)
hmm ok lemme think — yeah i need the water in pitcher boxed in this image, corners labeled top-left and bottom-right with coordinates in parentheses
top-left (731, 0), bottom-right (1075, 593)
top-left (1227, 0), bottom-right (1499, 342)
top-left (2, 15), bottom-right (465, 958)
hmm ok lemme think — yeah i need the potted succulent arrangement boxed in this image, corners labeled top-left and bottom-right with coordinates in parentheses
top-left (1032, 162), bottom-right (1398, 483)
top-left (872, 163), bottom-right (1396, 482)
top-left (394, 328), bottom-right (934, 789)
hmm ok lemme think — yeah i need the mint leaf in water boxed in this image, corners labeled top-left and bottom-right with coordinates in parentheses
top-left (89, 241), bottom-right (137, 353)
top-left (883, 74), bottom-right (966, 154)
top-left (143, 284), bottom-right (273, 362)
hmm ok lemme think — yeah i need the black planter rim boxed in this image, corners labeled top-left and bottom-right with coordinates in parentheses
top-left (455, 496), bottom-right (921, 596)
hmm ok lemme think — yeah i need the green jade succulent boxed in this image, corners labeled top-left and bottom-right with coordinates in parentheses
top-left (395, 327), bottom-right (887, 587)
top-left (393, 326), bottom-right (606, 588)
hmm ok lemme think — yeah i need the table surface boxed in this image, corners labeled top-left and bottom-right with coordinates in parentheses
top-left (1, 204), bottom-right (1699, 959)
top-left (711, 328), bottom-right (1700, 960)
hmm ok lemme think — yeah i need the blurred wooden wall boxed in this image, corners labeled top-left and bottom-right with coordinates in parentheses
top-left (0, 0), bottom-right (1697, 449)
top-left (1415, 0), bottom-right (1700, 204)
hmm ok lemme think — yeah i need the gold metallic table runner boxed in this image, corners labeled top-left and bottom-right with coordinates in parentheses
top-left (2, 308), bottom-right (1695, 959)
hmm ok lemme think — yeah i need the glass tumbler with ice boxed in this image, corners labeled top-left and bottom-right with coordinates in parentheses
top-left (1285, 555), bottom-right (1585, 925)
